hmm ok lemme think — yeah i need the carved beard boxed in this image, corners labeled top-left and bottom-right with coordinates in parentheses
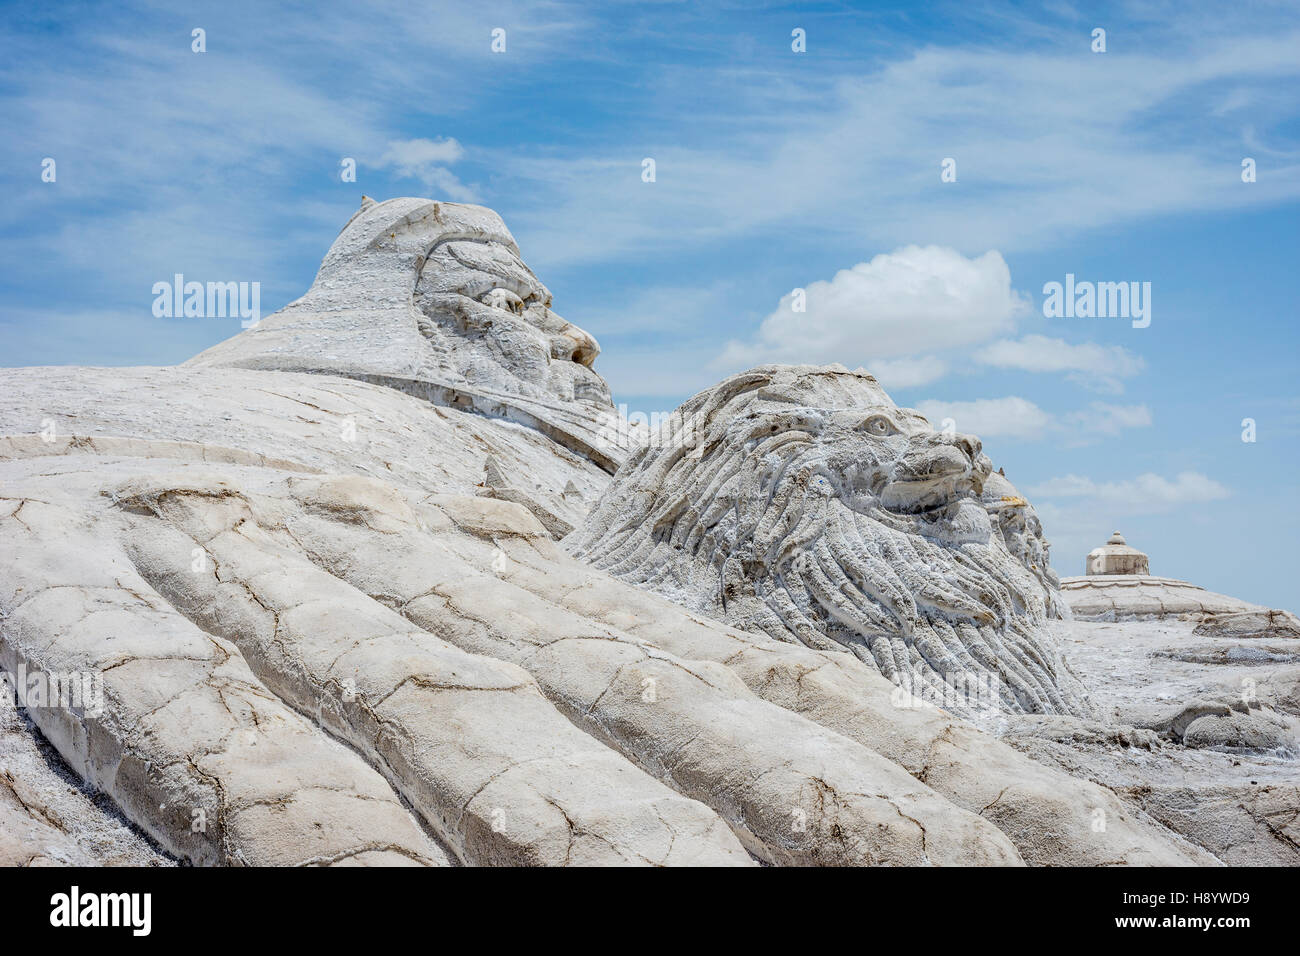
top-left (752, 480), bottom-right (1084, 718)
top-left (570, 379), bottom-right (1088, 718)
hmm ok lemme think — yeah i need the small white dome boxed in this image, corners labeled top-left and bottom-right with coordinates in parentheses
top-left (1086, 530), bottom-right (1149, 576)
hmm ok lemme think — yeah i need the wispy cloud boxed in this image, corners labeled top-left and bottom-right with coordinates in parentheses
top-left (1063, 402), bottom-right (1153, 437)
top-left (916, 396), bottom-right (1054, 440)
top-left (914, 397), bottom-right (1152, 443)
top-left (973, 335), bottom-right (1146, 394)
top-left (0, 0), bottom-right (593, 334)
top-left (1028, 471), bottom-right (1230, 509)
top-left (371, 138), bottom-right (474, 200)
top-left (503, 27), bottom-right (1300, 266)
top-left (1030, 469), bottom-right (1233, 576)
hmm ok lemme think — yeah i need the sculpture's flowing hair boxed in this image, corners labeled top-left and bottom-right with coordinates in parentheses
top-left (569, 366), bottom-right (1088, 717)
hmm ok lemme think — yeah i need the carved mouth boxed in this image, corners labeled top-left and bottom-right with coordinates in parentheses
top-left (878, 472), bottom-right (981, 517)
top-left (880, 489), bottom-right (958, 517)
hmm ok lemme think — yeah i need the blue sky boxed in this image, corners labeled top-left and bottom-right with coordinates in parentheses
top-left (3, 0), bottom-right (1298, 608)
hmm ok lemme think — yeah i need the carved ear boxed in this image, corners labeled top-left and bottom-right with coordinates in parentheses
top-left (360, 195), bottom-right (376, 211)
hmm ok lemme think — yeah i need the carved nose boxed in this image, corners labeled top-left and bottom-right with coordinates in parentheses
top-left (950, 434), bottom-right (981, 461)
top-left (554, 324), bottom-right (601, 367)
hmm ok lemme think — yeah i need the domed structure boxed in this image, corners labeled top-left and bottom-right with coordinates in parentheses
top-left (1061, 531), bottom-right (1289, 624)
top-left (1085, 530), bottom-right (1149, 576)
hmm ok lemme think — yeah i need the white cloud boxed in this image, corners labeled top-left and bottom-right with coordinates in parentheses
top-left (973, 335), bottom-right (1146, 393)
top-left (372, 138), bottom-right (474, 201)
top-left (913, 397), bottom-right (1152, 443)
top-left (1027, 471), bottom-right (1231, 511)
top-left (379, 137), bottom-right (464, 168)
top-left (716, 246), bottom-right (1028, 370)
top-left (915, 396), bottom-right (1054, 440)
top-left (866, 356), bottom-right (950, 390)
top-left (1063, 402), bottom-right (1153, 437)
top-left (708, 250), bottom-right (1151, 406)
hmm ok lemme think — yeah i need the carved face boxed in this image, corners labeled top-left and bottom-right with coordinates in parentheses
top-left (812, 405), bottom-right (986, 517)
top-left (189, 197), bottom-right (618, 430)
top-left (568, 365), bottom-right (1084, 716)
top-left (414, 235), bottom-right (611, 407)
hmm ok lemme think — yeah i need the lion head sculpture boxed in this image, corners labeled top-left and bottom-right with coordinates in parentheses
top-left (567, 364), bottom-right (1087, 717)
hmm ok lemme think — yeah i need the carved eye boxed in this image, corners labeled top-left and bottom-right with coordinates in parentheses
top-left (862, 416), bottom-right (895, 436)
